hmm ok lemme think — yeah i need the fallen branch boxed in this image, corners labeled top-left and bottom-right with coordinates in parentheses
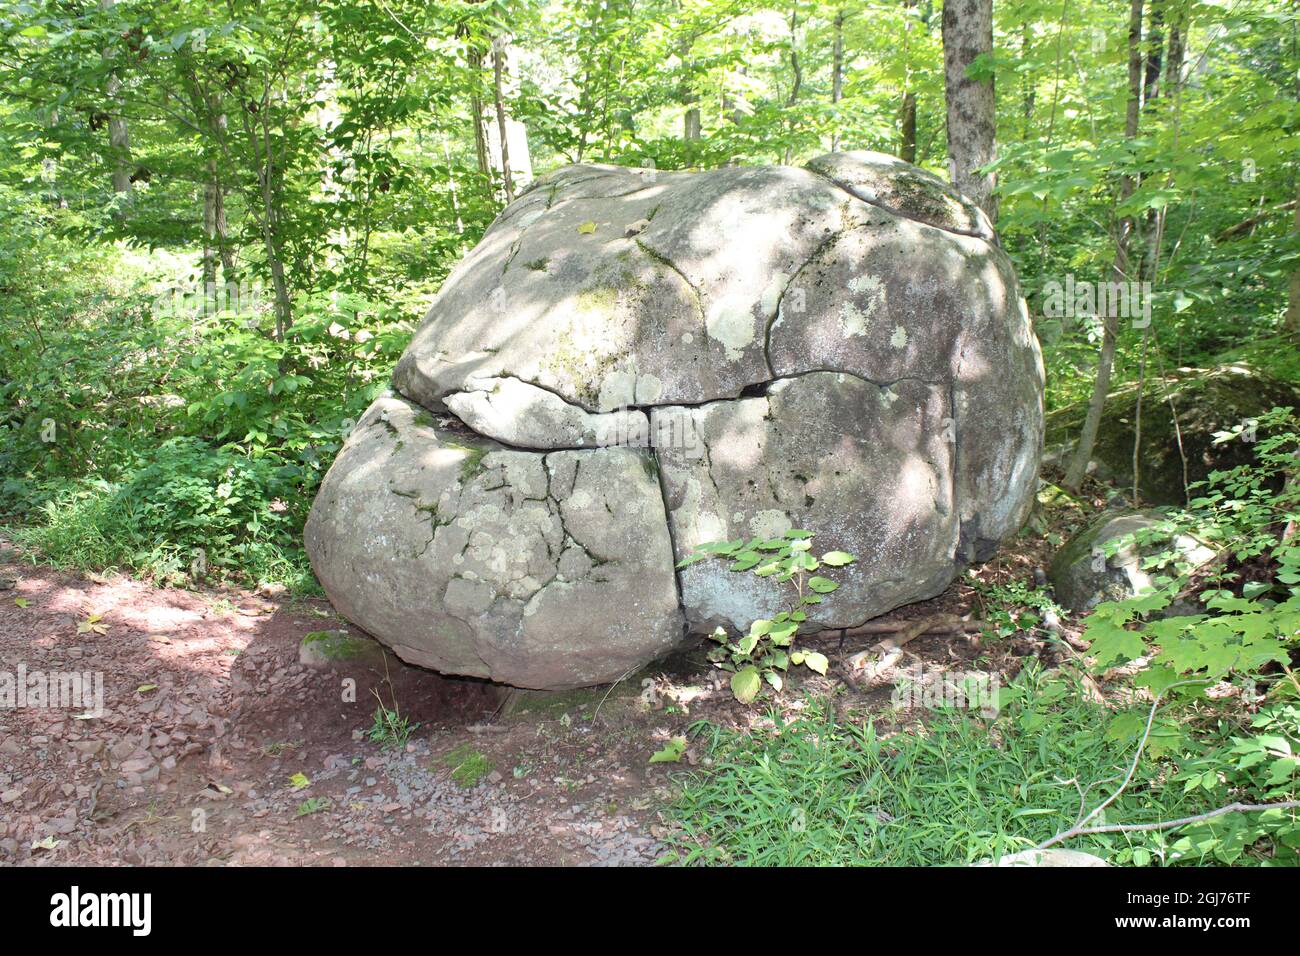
top-left (1039, 800), bottom-right (1300, 846)
top-left (839, 616), bottom-right (982, 640)
top-left (843, 614), bottom-right (967, 688)
top-left (1037, 677), bottom-right (1212, 851)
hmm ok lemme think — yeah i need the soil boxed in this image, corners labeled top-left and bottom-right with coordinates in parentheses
top-left (0, 522), bottom-right (1069, 867)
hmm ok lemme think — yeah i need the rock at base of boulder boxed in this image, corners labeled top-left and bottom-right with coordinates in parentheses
top-left (299, 630), bottom-right (388, 668)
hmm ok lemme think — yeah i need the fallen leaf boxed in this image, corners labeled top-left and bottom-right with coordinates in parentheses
top-left (649, 736), bottom-right (687, 764)
top-left (577, 220), bottom-right (597, 234)
top-left (77, 613), bottom-right (108, 636)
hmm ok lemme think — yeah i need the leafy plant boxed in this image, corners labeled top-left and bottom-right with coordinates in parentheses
top-left (649, 736), bottom-right (687, 764)
top-left (368, 698), bottom-right (417, 751)
top-left (679, 529), bottom-right (854, 703)
top-left (295, 797), bottom-right (331, 817)
top-left (969, 578), bottom-right (1062, 642)
top-left (1071, 407), bottom-right (1300, 861)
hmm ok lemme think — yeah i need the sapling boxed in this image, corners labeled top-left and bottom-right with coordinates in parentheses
top-left (678, 529), bottom-right (856, 703)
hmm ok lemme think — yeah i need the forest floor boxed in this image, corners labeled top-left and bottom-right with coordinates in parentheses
top-left (0, 518), bottom-right (1071, 867)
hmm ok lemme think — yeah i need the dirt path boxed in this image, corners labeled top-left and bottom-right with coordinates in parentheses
top-left (0, 530), bottom-right (1055, 867)
top-left (0, 541), bottom-right (694, 866)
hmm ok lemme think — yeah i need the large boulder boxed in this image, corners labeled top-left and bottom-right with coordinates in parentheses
top-left (1045, 364), bottom-right (1300, 505)
top-left (306, 151), bottom-right (1045, 689)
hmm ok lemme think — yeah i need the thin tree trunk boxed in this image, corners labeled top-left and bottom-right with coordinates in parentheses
top-left (900, 0), bottom-right (918, 162)
top-left (1143, 0), bottom-right (1164, 105)
top-left (202, 181), bottom-right (218, 289)
top-left (468, 46), bottom-right (491, 178)
top-left (900, 93), bottom-right (918, 163)
top-left (491, 36), bottom-right (515, 203)
top-left (684, 104), bottom-right (702, 141)
top-left (784, 9), bottom-right (803, 165)
top-left (213, 178), bottom-right (235, 280)
top-left (941, 0), bottom-right (997, 220)
top-left (831, 10), bottom-right (844, 151)
top-left (1286, 0), bottom-right (1300, 340)
top-left (1065, 0), bottom-right (1145, 491)
top-left (98, 0), bottom-right (133, 213)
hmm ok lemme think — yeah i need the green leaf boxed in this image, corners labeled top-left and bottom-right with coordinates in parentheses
top-left (820, 551), bottom-right (856, 566)
top-left (288, 772), bottom-right (311, 791)
top-left (808, 576), bottom-right (839, 594)
top-left (802, 652), bottom-right (829, 675)
top-left (769, 622), bottom-right (797, 646)
top-left (1084, 618), bottom-right (1146, 669)
top-left (731, 666), bottom-right (762, 703)
top-left (649, 736), bottom-right (687, 763)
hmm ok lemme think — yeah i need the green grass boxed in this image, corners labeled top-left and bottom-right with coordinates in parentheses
top-left (4, 473), bottom-right (319, 594)
top-left (664, 667), bottom-right (1217, 866)
top-left (437, 744), bottom-right (494, 788)
top-left (368, 702), bottom-right (418, 751)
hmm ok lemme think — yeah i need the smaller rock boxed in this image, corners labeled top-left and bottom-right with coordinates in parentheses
top-left (979, 848), bottom-right (1109, 867)
top-left (1049, 509), bottom-right (1215, 613)
top-left (298, 630), bottom-right (387, 668)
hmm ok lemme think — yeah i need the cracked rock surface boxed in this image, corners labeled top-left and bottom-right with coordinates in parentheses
top-left (306, 151), bottom-right (1045, 689)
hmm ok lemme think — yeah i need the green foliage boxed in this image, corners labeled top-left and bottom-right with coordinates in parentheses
top-left (1081, 407), bottom-right (1300, 687)
top-left (679, 530), bottom-right (851, 702)
top-left (295, 797), bottom-right (331, 818)
top-left (8, 438), bottom-right (310, 588)
top-left (665, 667), bottom-right (1218, 866)
top-left (1074, 407), bottom-right (1300, 862)
top-left (368, 699), bottom-right (418, 751)
top-left (970, 577), bottom-right (1062, 642)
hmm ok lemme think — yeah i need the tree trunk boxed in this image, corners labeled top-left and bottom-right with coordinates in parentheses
top-left (900, 0), bottom-right (918, 162)
top-left (1064, 0), bottom-right (1146, 491)
top-left (900, 93), bottom-right (918, 163)
top-left (1143, 0), bottom-right (1164, 107)
top-left (941, 0), bottom-right (997, 220)
top-left (491, 37), bottom-right (515, 203)
top-left (784, 9), bottom-right (803, 165)
top-left (1287, 187), bottom-right (1300, 340)
top-left (1286, 0), bottom-right (1300, 341)
top-left (202, 181), bottom-right (218, 289)
top-left (684, 105), bottom-right (702, 141)
top-left (831, 10), bottom-right (844, 151)
top-left (98, 0), bottom-right (133, 214)
top-left (468, 46), bottom-right (491, 178)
